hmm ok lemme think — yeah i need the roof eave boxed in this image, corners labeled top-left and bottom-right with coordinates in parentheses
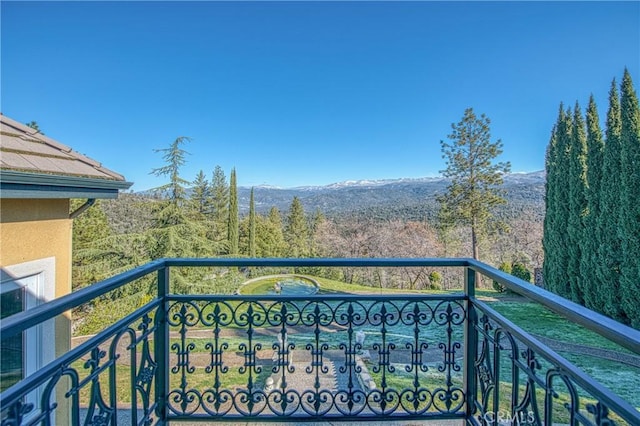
top-left (0, 170), bottom-right (133, 199)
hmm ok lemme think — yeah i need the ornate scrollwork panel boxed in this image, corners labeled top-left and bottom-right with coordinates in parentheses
top-left (164, 296), bottom-right (466, 421)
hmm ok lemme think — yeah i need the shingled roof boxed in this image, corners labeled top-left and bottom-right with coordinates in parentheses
top-left (1, 114), bottom-right (132, 198)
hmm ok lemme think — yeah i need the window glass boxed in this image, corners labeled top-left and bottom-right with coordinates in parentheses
top-left (0, 286), bottom-right (24, 392)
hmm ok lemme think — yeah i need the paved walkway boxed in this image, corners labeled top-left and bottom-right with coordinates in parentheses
top-left (270, 350), bottom-right (342, 392)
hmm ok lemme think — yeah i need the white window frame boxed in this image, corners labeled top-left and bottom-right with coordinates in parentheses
top-left (1, 257), bottom-right (56, 421)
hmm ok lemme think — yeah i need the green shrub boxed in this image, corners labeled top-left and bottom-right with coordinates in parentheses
top-left (493, 261), bottom-right (532, 293)
top-left (511, 262), bottom-right (532, 283)
top-left (493, 262), bottom-right (512, 293)
top-left (428, 271), bottom-right (442, 290)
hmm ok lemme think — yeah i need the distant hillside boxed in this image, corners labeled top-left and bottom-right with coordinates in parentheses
top-left (117, 171), bottom-right (545, 234)
top-left (237, 171), bottom-right (546, 222)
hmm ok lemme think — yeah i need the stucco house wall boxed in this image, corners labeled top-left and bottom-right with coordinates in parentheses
top-left (0, 198), bottom-right (73, 354)
top-left (1, 114), bottom-right (132, 423)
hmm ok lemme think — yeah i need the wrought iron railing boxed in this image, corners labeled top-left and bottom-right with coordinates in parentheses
top-left (1, 258), bottom-right (639, 425)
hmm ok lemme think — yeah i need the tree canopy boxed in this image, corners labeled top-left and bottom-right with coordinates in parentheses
top-left (150, 136), bottom-right (191, 204)
top-left (437, 108), bottom-right (511, 260)
top-left (544, 70), bottom-right (640, 327)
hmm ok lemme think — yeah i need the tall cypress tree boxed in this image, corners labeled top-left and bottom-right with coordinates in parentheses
top-left (596, 80), bottom-right (624, 321)
top-left (543, 110), bottom-right (561, 294)
top-left (249, 187), bottom-right (256, 257)
top-left (551, 107), bottom-right (573, 299)
top-left (619, 69), bottom-right (640, 327)
top-left (227, 168), bottom-right (239, 255)
top-left (580, 95), bottom-right (604, 311)
top-left (567, 102), bottom-right (588, 304)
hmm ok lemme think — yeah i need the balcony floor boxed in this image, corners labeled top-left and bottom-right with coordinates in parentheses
top-left (163, 421), bottom-right (462, 426)
top-left (173, 422), bottom-right (464, 426)
top-left (87, 408), bottom-right (464, 425)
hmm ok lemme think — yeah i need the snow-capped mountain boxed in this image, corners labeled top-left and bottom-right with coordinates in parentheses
top-left (237, 171), bottom-right (545, 220)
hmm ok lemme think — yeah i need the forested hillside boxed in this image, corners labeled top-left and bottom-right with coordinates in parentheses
top-left (75, 71), bottom-right (640, 332)
top-left (236, 171), bottom-right (545, 221)
top-left (88, 170), bottom-right (545, 273)
top-left (71, 155), bottom-right (544, 334)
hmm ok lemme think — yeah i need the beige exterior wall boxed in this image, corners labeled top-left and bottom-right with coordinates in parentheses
top-left (0, 198), bottom-right (72, 300)
top-left (0, 198), bottom-right (72, 422)
top-left (0, 199), bottom-right (73, 297)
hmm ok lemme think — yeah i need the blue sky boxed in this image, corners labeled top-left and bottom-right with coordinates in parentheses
top-left (2, 1), bottom-right (639, 191)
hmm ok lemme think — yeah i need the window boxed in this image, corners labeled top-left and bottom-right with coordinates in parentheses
top-left (0, 258), bottom-right (56, 421)
top-left (1, 282), bottom-right (28, 392)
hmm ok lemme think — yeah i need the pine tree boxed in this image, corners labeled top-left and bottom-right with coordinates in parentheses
top-left (71, 198), bottom-right (154, 289)
top-left (238, 216), bottom-right (250, 256)
top-left (72, 200), bottom-right (114, 287)
top-left (309, 208), bottom-right (326, 257)
top-left (25, 121), bottom-right (43, 134)
top-left (227, 168), bottom-right (239, 255)
top-left (580, 95), bottom-right (605, 311)
top-left (567, 102), bottom-right (588, 304)
top-left (150, 136), bottom-right (191, 206)
top-left (249, 187), bottom-right (256, 257)
top-left (72, 200), bottom-right (112, 250)
top-left (596, 80), bottom-right (624, 321)
top-left (147, 138), bottom-right (213, 290)
top-left (151, 138), bottom-right (192, 229)
top-left (436, 108), bottom-right (511, 261)
top-left (262, 207), bottom-right (286, 257)
top-left (190, 170), bottom-right (210, 217)
top-left (210, 166), bottom-right (229, 223)
top-left (619, 69), bottom-right (640, 327)
top-left (285, 196), bottom-right (309, 258)
top-left (210, 165), bottom-right (229, 252)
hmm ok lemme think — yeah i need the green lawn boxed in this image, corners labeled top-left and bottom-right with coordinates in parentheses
top-left (241, 274), bottom-right (454, 295)
top-left (486, 300), bottom-right (634, 353)
top-left (480, 298), bottom-right (640, 411)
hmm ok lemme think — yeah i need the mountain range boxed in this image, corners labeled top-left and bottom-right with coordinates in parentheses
top-left (236, 171), bottom-right (546, 222)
